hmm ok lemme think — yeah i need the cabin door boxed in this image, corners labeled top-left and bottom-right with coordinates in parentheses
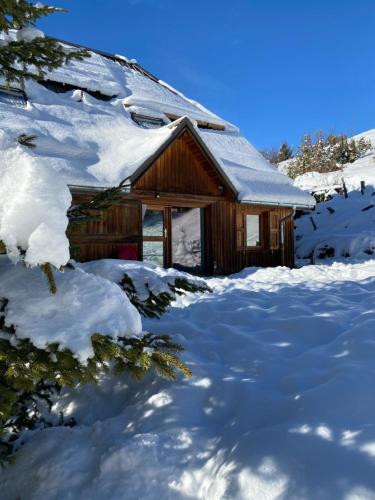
top-left (142, 205), bottom-right (204, 272)
top-left (171, 207), bottom-right (203, 273)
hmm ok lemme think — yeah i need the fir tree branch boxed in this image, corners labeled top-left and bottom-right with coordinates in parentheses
top-left (0, 1), bottom-right (65, 32)
top-left (67, 179), bottom-right (130, 224)
top-left (41, 263), bottom-right (57, 294)
top-left (17, 133), bottom-right (37, 148)
top-left (0, 38), bottom-right (90, 87)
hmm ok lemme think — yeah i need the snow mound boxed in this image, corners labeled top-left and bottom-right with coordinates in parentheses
top-left (0, 130), bottom-right (71, 268)
top-left (295, 187), bottom-right (375, 262)
top-left (0, 256), bottom-right (142, 362)
top-left (2, 261), bottom-right (375, 498)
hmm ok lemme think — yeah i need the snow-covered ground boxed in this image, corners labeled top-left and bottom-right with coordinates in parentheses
top-left (2, 259), bottom-right (375, 499)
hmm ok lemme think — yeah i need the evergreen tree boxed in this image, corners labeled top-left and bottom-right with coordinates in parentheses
top-left (288, 134), bottom-right (314, 178)
top-left (0, 1), bottom-right (89, 87)
top-left (260, 147), bottom-right (279, 164)
top-left (357, 136), bottom-right (372, 157)
top-left (313, 130), bottom-right (336, 173)
top-left (287, 131), bottom-right (372, 179)
top-left (0, 1), bottom-right (90, 293)
top-left (0, 294), bottom-right (192, 462)
top-left (277, 142), bottom-right (293, 162)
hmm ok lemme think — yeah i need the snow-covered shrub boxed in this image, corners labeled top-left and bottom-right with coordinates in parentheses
top-left (80, 259), bottom-right (211, 319)
top-left (120, 274), bottom-right (210, 319)
top-left (0, 303), bottom-right (191, 462)
top-left (0, 259), bottom-right (193, 462)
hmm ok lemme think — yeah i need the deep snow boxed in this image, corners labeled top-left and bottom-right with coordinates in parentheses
top-left (2, 260), bottom-right (375, 499)
top-left (293, 129), bottom-right (375, 262)
top-left (295, 188), bottom-right (375, 262)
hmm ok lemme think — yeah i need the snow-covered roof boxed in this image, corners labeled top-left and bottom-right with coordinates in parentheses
top-left (0, 39), bottom-right (315, 208)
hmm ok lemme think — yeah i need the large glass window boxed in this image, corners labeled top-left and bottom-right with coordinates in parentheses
top-left (143, 209), bottom-right (164, 237)
top-left (246, 214), bottom-right (261, 247)
top-left (142, 208), bottom-right (165, 267)
top-left (142, 241), bottom-right (164, 267)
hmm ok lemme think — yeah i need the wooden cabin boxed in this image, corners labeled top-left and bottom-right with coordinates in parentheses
top-left (0, 40), bottom-right (315, 274)
top-left (69, 118), bottom-right (312, 275)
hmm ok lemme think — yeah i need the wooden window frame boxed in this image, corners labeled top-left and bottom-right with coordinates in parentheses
top-left (142, 206), bottom-right (168, 267)
top-left (245, 213), bottom-right (262, 249)
top-left (236, 207), bottom-right (270, 251)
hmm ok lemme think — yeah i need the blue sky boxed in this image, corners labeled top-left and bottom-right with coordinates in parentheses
top-left (39, 0), bottom-right (375, 151)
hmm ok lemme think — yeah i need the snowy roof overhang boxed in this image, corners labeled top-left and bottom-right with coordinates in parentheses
top-left (0, 36), bottom-right (315, 210)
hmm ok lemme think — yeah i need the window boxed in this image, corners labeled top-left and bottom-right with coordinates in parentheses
top-left (246, 214), bottom-right (261, 247)
top-left (142, 208), bottom-right (165, 267)
top-left (131, 113), bottom-right (166, 129)
top-left (38, 80), bottom-right (116, 101)
top-left (0, 87), bottom-right (26, 108)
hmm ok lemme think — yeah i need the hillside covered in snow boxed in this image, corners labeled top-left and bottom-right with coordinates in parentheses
top-left (287, 129), bottom-right (375, 262)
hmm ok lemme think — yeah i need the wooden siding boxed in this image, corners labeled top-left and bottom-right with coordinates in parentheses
top-left (68, 193), bottom-right (295, 270)
top-left (133, 130), bottom-right (228, 197)
top-left (69, 195), bottom-right (142, 262)
top-left (208, 201), bottom-right (294, 274)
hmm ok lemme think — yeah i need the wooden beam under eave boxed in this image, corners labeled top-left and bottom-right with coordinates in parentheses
top-left (165, 112), bottom-right (225, 131)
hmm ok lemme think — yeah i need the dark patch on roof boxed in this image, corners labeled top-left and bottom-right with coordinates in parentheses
top-left (38, 79), bottom-right (117, 101)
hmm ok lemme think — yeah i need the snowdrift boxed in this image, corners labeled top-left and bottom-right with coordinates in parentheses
top-left (295, 187), bottom-right (375, 262)
top-left (2, 261), bottom-right (375, 498)
top-left (292, 129), bottom-right (375, 262)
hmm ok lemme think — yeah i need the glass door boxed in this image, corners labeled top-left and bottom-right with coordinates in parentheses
top-left (142, 208), bottom-right (165, 267)
top-left (172, 207), bottom-right (202, 273)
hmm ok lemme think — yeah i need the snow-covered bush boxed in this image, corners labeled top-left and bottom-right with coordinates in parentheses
top-left (0, 258), bottom-right (195, 462)
top-left (80, 259), bottom-right (211, 319)
top-left (119, 275), bottom-right (210, 319)
top-left (0, 304), bottom-right (191, 462)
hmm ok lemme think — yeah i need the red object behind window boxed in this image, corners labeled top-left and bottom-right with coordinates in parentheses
top-left (118, 245), bottom-right (138, 260)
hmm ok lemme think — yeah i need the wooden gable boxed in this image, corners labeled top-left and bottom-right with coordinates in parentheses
top-left (133, 129), bottom-right (231, 198)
